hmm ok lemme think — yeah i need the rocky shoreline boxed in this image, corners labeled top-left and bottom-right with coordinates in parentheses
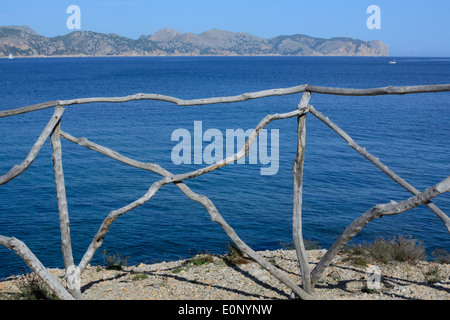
top-left (0, 26), bottom-right (389, 58)
top-left (0, 249), bottom-right (448, 300)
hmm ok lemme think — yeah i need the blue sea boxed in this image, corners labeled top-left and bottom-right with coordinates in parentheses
top-left (0, 56), bottom-right (449, 279)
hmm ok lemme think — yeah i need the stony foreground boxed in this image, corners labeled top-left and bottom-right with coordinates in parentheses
top-left (0, 249), bottom-right (448, 300)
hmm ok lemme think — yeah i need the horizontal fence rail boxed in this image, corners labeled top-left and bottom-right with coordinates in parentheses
top-left (0, 84), bottom-right (449, 300)
top-left (1, 84), bottom-right (450, 118)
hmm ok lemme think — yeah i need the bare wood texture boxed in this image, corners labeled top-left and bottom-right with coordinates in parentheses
top-left (292, 93), bottom-right (312, 294)
top-left (304, 84), bottom-right (450, 96)
top-left (60, 130), bottom-right (314, 300)
top-left (0, 235), bottom-right (75, 300)
top-left (1, 84), bottom-right (449, 118)
top-left (0, 100), bottom-right (59, 118)
top-left (50, 123), bottom-right (81, 299)
top-left (59, 131), bottom-right (169, 177)
top-left (72, 108), bottom-right (314, 299)
top-left (308, 105), bottom-right (450, 233)
top-left (140, 109), bottom-right (306, 188)
top-left (311, 176), bottom-right (450, 286)
top-left (51, 123), bottom-right (74, 270)
top-left (1, 84), bottom-right (449, 300)
top-left (0, 107), bottom-right (65, 185)
top-left (177, 85), bottom-right (308, 105)
top-left (181, 84), bottom-right (450, 105)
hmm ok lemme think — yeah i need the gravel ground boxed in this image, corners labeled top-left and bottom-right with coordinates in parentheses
top-left (0, 249), bottom-right (449, 300)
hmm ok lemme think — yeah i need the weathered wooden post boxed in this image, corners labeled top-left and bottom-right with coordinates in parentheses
top-left (292, 92), bottom-right (312, 294)
top-left (50, 113), bottom-right (82, 299)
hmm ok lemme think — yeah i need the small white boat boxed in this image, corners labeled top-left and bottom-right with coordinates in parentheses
top-left (8, 53), bottom-right (14, 59)
top-left (388, 59), bottom-right (396, 64)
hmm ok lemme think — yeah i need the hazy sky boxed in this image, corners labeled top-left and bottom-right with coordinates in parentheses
top-left (1, 0), bottom-right (449, 56)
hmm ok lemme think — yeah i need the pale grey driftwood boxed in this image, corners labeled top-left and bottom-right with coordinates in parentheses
top-left (292, 93), bottom-right (312, 294)
top-left (1, 84), bottom-right (449, 300)
top-left (0, 235), bottom-right (75, 300)
top-left (1, 84), bottom-right (449, 118)
top-left (311, 175), bottom-right (450, 286)
top-left (50, 123), bottom-right (82, 299)
top-left (304, 84), bottom-right (450, 96)
top-left (50, 123), bottom-right (74, 270)
top-left (72, 107), bottom-right (314, 300)
top-left (0, 107), bottom-right (65, 185)
top-left (180, 84), bottom-right (450, 105)
top-left (60, 130), bottom-right (314, 300)
top-left (308, 105), bottom-right (450, 233)
top-left (0, 100), bottom-right (59, 118)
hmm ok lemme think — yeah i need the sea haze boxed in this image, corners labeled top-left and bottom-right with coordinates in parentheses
top-left (0, 56), bottom-right (449, 279)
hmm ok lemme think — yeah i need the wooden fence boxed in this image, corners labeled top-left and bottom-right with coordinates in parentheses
top-left (0, 84), bottom-right (449, 300)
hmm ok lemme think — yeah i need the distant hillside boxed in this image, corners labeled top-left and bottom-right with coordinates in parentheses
top-left (0, 26), bottom-right (389, 57)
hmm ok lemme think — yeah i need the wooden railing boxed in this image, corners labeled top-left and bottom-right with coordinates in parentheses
top-left (1, 84), bottom-right (449, 300)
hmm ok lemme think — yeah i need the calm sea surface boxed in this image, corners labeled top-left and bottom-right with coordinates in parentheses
top-left (0, 56), bottom-right (449, 279)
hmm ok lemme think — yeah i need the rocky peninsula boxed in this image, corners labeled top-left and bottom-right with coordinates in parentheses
top-left (0, 26), bottom-right (389, 58)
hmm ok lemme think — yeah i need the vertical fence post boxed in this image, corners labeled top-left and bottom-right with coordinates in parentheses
top-left (50, 109), bottom-right (81, 299)
top-left (292, 92), bottom-right (312, 294)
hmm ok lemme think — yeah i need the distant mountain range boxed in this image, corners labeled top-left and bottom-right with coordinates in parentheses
top-left (0, 26), bottom-right (389, 57)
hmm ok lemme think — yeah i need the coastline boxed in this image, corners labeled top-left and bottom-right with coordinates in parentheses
top-left (2, 54), bottom-right (391, 59)
top-left (1, 249), bottom-right (448, 300)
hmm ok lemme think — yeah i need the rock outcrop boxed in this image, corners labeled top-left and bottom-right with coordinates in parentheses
top-left (0, 26), bottom-right (389, 57)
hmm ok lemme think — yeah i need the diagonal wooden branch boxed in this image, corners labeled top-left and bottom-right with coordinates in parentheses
top-left (73, 108), bottom-right (305, 256)
top-left (0, 107), bottom-right (65, 185)
top-left (168, 109), bottom-right (307, 180)
top-left (60, 128), bottom-right (315, 300)
top-left (310, 175), bottom-right (450, 286)
top-left (77, 179), bottom-right (167, 275)
top-left (60, 131), bottom-right (169, 177)
top-left (0, 235), bottom-right (75, 300)
top-left (308, 105), bottom-right (450, 233)
top-left (64, 108), bottom-right (314, 300)
top-left (1, 84), bottom-right (449, 118)
top-left (201, 195), bottom-right (315, 300)
top-left (292, 92), bottom-right (312, 294)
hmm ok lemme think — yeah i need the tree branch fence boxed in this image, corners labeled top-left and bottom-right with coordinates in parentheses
top-left (0, 84), bottom-right (449, 300)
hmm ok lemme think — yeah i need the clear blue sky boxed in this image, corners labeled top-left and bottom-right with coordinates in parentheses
top-left (1, 0), bottom-right (449, 56)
